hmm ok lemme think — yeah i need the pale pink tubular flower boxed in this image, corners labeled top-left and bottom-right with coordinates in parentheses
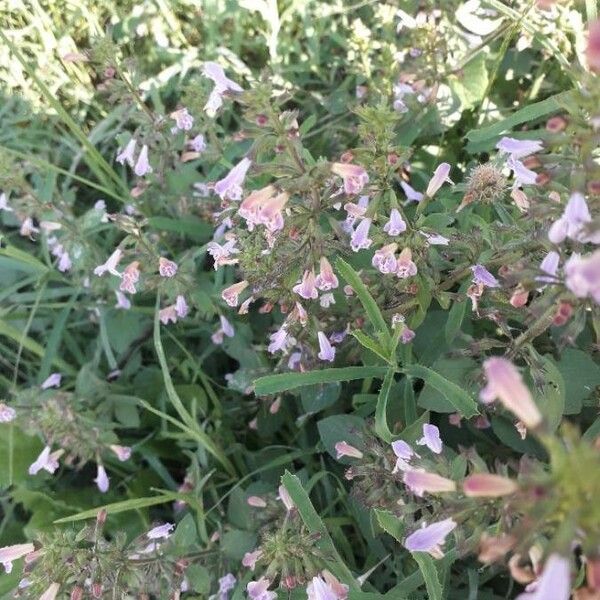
top-left (94, 464), bottom-right (109, 493)
top-left (214, 158), bottom-right (252, 201)
top-left (172, 296), bottom-right (187, 319)
top-left (0, 403), bottom-right (16, 423)
top-left (159, 305), bottom-right (178, 325)
top-left (258, 191), bottom-right (289, 232)
top-left (331, 162), bottom-right (369, 194)
top-left (480, 357), bottom-right (542, 428)
top-left (403, 470), bottom-right (456, 496)
top-left (134, 144), bottom-right (152, 177)
top-left (247, 577), bottom-right (277, 600)
top-left (203, 62), bottom-right (243, 93)
top-left (116, 139), bottom-right (136, 166)
top-left (0, 543), bottom-right (35, 574)
top-left (417, 423), bottom-right (443, 453)
top-left (396, 247), bottom-right (417, 278)
top-left (496, 137), bottom-right (543, 159)
top-left (29, 446), bottom-right (63, 475)
top-left (40, 582), bottom-right (60, 600)
top-left (400, 327), bottom-right (416, 344)
top-left (109, 444), bottom-right (132, 461)
top-left (317, 331), bottom-right (336, 362)
top-left (268, 326), bottom-right (293, 354)
top-left (334, 441), bottom-right (363, 460)
top-left (20, 217), bottom-right (39, 238)
top-left (383, 208), bottom-right (407, 235)
top-left (57, 251), bottom-right (72, 272)
top-left (238, 186), bottom-right (276, 229)
top-left (372, 243), bottom-right (398, 274)
top-left (247, 495), bottom-right (267, 508)
top-left (307, 574), bottom-right (348, 600)
top-left (548, 193), bottom-right (599, 244)
top-left (425, 163), bottom-right (453, 198)
top-left (171, 108), bottom-right (194, 131)
top-left (315, 256), bottom-right (339, 290)
top-left (121, 261), bottom-right (140, 292)
top-left (218, 573), bottom-right (236, 599)
top-left (463, 473), bottom-right (518, 497)
top-left (207, 238), bottom-right (239, 269)
top-left (222, 280), bottom-right (249, 307)
top-left (587, 20), bottom-right (600, 73)
top-left (293, 269), bottom-right (319, 300)
top-left (320, 572), bottom-right (349, 600)
top-left (350, 218), bottom-right (372, 251)
top-left (564, 250), bottom-right (600, 302)
top-left (94, 248), bottom-right (122, 277)
top-left (277, 485), bottom-right (294, 511)
top-left (515, 554), bottom-right (571, 600)
top-left (391, 439), bottom-right (415, 472)
top-left (189, 134), bottom-right (207, 153)
top-left (41, 372), bottom-right (61, 389)
top-left (404, 518), bottom-right (457, 558)
top-left (400, 180), bottom-right (424, 203)
top-left (242, 549), bottom-right (263, 569)
top-left (158, 257), bottom-right (178, 278)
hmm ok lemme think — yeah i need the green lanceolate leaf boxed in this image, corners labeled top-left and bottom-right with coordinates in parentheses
top-left (253, 366), bottom-right (389, 396)
top-left (375, 367), bottom-right (396, 442)
top-left (336, 258), bottom-right (391, 345)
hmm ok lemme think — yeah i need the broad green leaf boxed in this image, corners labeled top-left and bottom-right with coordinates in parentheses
top-left (449, 53), bottom-right (488, 109)
top-left (301, 382), bottom-right (341, 414)
top-left (531, 355), bottom-right (565, 430)
top-left (253, 366), bottom-right (388, 395)
top-left (556, 348), bottom-right (600, 414)
top-left (405, 364), bottom-right (479, 418)
top-left (171, 513), bottom-right (197, 548)
top-left (351, 330), bottom-right (390, 363)
top-left (317, 414), bottom-right (365, 461)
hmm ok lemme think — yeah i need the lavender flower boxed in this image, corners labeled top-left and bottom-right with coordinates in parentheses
top-left (331, 162), bottom-right (369, 195)
top-left (417, 423), bottom-right (443, 453)
top-left (506, 156), bottom-right (537, 186)
top-left (425, 163), bottom-right (453, 198)
top-left (404, 518), bottom-right (457, 557)
top-left (564, 250), bottom-right (600, 302)
top-left (247, 578), bottom-right (277, 600)
top-left (29, 446), bottom-right (63, 475)
top-left (383, 209), bottom-right (407, 235)
top-left (214, 158), bottom-right (252, 201)
top-left (147, 523), bottom-right (175, 539)
top-left (471, 264), bottom-right (500, 288)
top-left (350, 218), bottom-right (373, 252)
top-left (496, 137), bottom-right (543, 159)
top-left (548, 193), bottom-right (599, 244)
top-left (400, 180), bottom-right (424, 203)
top-left (536, 251), bottom-right (560, 284)
top-left (0, 544), bottom-right (35, 574)
top-left (171, 108), bottom-right (194, 131)
top-left (515, 554), bottom-right (571, 600)
top-left (94, 249), bottom-right (122, 277)
top-left (188, 134), bottom-right (207, 153)
top-left (94, 464), bottom-right (109, 493)
top-left (315, 256), bottom-right (339, 290)
top-left (41, 372), bottom-right (61, 389)
top-left (116, 139), bottom-right (136, 166)
top-left (293, 269), bottom-right (319, 300)
top-left (0, 403), bottom-right (16, 423)
top-left (317, 331), bottom-right (336, 362)
top-left (134, 144), bottom-right (152, 177)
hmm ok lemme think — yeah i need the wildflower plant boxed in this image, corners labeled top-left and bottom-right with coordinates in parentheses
top-left (2, 1), bottom-right (600, 599)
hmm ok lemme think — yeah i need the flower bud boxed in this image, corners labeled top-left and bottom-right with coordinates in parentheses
top-left (588, 557), bottom-right (600, 591)
top-left (91, 583), bottom-right (103, 599)
top-left (546, 116), bottom-right (567, 132)
top-left (96, 509), bottom-right (107, 527)
top-left (478, 534), bottom-right (516, 564)
top-left (463, 473), bottom-right (518, 497)
top-left (587, 20), bottom-right (600, 72)
top-left (70, 587), bottom-right (84, 600)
